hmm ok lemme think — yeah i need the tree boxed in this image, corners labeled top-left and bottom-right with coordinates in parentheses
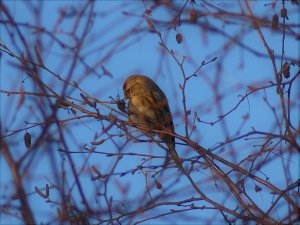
top-left (1, 1), bottom-right (299, 224)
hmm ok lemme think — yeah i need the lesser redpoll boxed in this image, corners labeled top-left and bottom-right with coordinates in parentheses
top-left (123, 75), bottom-right (181, 168)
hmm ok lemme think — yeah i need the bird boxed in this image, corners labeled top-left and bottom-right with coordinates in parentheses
top-left (123, 74), bottom-right (182, 169)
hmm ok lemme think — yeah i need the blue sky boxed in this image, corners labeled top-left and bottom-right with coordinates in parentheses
top-left (1, 1), bottom-right (299, 224)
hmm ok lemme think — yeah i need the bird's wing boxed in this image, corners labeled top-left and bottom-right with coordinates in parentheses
top-left (150, 90), bottom-right (175, 147)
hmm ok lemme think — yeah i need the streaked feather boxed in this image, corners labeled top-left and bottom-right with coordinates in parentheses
top-left (123, 75), bottom-right (181, 166)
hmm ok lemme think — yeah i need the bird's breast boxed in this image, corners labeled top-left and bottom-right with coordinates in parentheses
top-left (130, 95), bottom-right (156, 120)
top-left (131, 96), bottom-right (151, 112)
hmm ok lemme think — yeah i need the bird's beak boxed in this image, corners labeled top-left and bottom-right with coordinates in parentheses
top-left (124, 90), bottom-right (129, 99)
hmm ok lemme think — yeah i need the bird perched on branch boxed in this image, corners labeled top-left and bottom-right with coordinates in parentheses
top-left (123, 75), bottom-right (182, 169)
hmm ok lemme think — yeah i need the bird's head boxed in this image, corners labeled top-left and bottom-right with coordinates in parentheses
top-left (123, 75), bottom-right (151, 99)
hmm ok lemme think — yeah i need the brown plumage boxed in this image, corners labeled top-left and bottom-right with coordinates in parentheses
top-left (123, 75), bottom-right (181, 167)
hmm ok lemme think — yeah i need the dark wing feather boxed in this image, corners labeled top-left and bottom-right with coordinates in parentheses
top-left (150, 89), bottom-right (176, 151)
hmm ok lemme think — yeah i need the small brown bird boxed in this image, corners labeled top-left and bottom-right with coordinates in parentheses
top-left (123, 75), bottom-right (181, 168)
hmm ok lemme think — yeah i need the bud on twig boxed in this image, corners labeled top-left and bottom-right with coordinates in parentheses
top-left (155, 179), bottom-right (163, 190)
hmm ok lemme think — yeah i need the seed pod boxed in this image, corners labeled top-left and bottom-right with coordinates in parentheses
top-left (117, 99), bottom-right (126, 112)
top-left (190, 9), bottom-right (197, 24)
top-left (280, 8), bottom-right (287, 18)
top-left (282, 62), bottom-right (290, 78)
top-left (176, 33), bottom-right (183, 44)
top-left (272, 14), bottom-right (278, 31)
top-left (24, 132), bottom-right (31, 149)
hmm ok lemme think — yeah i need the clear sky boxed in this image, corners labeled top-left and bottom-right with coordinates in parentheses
top-left (1, 1), bottom-right (299, 224)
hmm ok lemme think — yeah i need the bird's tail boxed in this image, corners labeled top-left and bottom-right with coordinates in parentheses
top-left (166, 143), bottom-right (185, 173)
